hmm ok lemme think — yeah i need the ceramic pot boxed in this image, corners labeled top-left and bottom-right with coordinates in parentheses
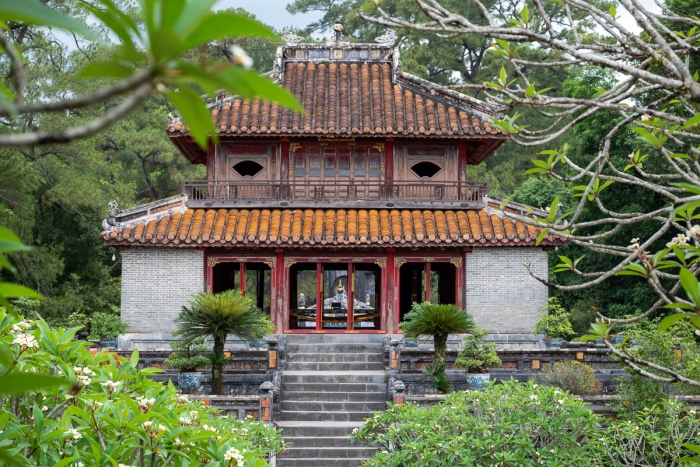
top-left (547, 337), bottom-right (564, 348)
top-left (403, 338), bottom-right (419, 348)
top-left (467, 373), bottom-right (490, 389)
top-left (178, 372), bottom-right (202, 393)
top-left (99, 338), bottom-right (117, 348)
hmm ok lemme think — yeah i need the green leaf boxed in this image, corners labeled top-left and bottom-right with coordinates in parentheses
top-left (0, 374), bottom-right (66, 395)
top-left (78, 62), bottom-right (134, 79)
top-left (172, 0), bottom-right (219, 35)
top-left (535, 228), bottom-right (549, 246)
top-left (166, 87), bottom-right (216, 150)
top-left (499, 66), bottom-right (507, 86)
top-left (658, 313), bottom-right (689, 332)
top-left (680, 267), bottom-right (700, 305)
top-left (0, 227), bottom-right (30, 254)
top-left (548, 196), bottom-right (560, 222)
top-left (0, 0), bottom-right (96, 39)
top-left (216, 67), bottom-right (303, 112)
top-left (682, 113), bottom-right (700, 129)
top-left (0, 283), bottom-right (42, 299)
top-left (181, 12), bottom-right (275, 51)
top-left (609, 4), bottom-right (616, 17)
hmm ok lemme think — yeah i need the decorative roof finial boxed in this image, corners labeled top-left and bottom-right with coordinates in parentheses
top-left (327, 18), bottom-right (350, 47)
top-left (282, 30), bottom-right (302, 46)
top-left (375, 29), bottom-right (397, 47)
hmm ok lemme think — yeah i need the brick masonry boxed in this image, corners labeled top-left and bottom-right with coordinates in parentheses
top-left (121, 247), bottom-right (204, 333)
top-left (465, 247), bottom-right (548, 333)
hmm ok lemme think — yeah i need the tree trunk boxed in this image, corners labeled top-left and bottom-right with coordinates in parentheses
top-left (212, 336), bottom-right (225, 395)
top-left (434, 334), bottom-right (447, 369)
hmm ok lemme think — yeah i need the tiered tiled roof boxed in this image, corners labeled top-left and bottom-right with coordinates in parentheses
top-left (102, 206), bottom-right (563, 248)
top-left (167, 37), bottom-right (506, 163)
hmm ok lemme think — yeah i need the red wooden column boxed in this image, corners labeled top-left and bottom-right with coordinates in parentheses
top-left (347, 263), bottom-right (354, 330)
top-left (424, 262), bottom-right (431, 303)
top-left (275, 249), bottom-right (286, 331)
top-left (386, 249), bottom-right (396, 333)
top-left (315, 262), bottom-right (323, 331)
top-left (239, 262), bottom-right (246, 296)
top-left (206, 142), bottom-right (216, 180)
top-left (457, 140), bottom-right (467, 183)
top-left (280, 138), bottom-right (290, 182)
top-left (204, 249), bottom-right (213, 292)
top-left (385, 138), bottom-right (394, 181)
top-left (456, 257), bottom-right (464, 309)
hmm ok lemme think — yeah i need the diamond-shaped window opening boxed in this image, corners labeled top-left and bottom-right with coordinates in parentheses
top-left (410, 161), bottom-right (442, 179)
top-left (232, 160), bottom-right (264, 178)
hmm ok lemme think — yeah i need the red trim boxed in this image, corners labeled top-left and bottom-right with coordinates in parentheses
top-left (386, 249), bottom-right (397, 333)
top-left (239, 262), bottom-right (246, 296)
top-left (456, 254), bottom-right (464, 308)
top-left (283, 330), bottom-right (386, 334)
top-left (205, 252), bottom-right (213, 292)
top-left (275, 249), bottom-right (284, 331)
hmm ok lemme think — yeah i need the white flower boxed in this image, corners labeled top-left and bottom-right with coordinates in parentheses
top-left (641, 114), bottom-right (652, 121)
top-left (529, 395), bottom-right (538, 400)
top-left (175, 437), bottom-right (185, 446)
top-left (100, 380), bottom-right (121, 391)
top-left (558, 399), bottom-right (564, 405)
top-left (158, 425), bottom-right (167, 432)
top-left (13, 333), bottom-right (38, 349)
top-left (11, 321), bottom-right (31, 332)
top-left (229, 45), bottom-right (253, 69)
top-left (67, 428), bottom-right (81, 439)
top-left (628, 152), bottom-right (635, 160)
top-left (689, 225), bottom-right (700, 236)
top-left (41, 406), bottom-right (48, 412)
top-left (224, 446), bottom-right (244, 466)
top-left (142, 421), bottom-right (153, 429)
top-left (77, 375), bottom-right (91, 387)
top-left (75, 463), bottom-right (84, 467)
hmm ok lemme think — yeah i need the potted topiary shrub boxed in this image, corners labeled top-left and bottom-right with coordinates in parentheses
top-left (534, 298), bottom-right (575, 347)
top-left (164, 336), bottom-right (211, 394)
top-left (400, 302), bottom-right (478, 394)
top-left (455, 326), bottom-right (502, 389)
top-left (88, 312), bottom-right (129, 348)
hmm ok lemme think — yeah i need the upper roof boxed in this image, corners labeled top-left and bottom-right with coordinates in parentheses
top-left (101, 195), bottom-right (563, 248)
top-left (167, 29), bottom-right (506, 163)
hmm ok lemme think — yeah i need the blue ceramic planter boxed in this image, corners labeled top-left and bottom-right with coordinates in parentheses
top-left (547, 338), bottom-right (564, 348)
top-left (467, 373), bottom-right (490, 389)
top-left (178, 372), bottom-right (202, 394)
top-left (99, 338), bottom-right (117, 348)
top-left (403, 338), bottom-right (419, 348)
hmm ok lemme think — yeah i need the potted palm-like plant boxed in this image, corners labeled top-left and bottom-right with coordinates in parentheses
top-left (400, 302), bottom-right (478, 394)
top-left (88, 312), bottom-right (129, 348)
top-left (534, 298), bottom-right (575, 347)
top-left (173, 290), bottom-right (274, 395)
top-left (455, 326), bottom-right (502, 389)
top-left (164, 336), bottom-right (211, 393)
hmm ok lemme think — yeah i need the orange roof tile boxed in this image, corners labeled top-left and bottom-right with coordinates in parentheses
top-left (103, 208), bottom-right (563, 248)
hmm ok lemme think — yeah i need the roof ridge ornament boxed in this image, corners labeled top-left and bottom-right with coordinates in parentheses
top-left (374, 29), bottom-right (396, 47)
top-left (327, 19), bottom-right (350, 47)
top-left (282, 30), bottom-right (302, 47)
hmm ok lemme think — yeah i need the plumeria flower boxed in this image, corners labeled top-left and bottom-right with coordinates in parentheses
top-left (13, 333), bottom-right (38, 349)
top-left (11, 320), bottom-right (31, 332)
top-left (41, 406), bottom-right (48, 412)
top-left (223, 446), bottom-right (245, 466)
top-left (628, 152), bottom-right (635, 160)
top-left (641, 114), bottom-right (652, 121)
top-left (667, 233), bottom-right (689, 248)
top-left (101, 380), bottom-right (121, 392)
top-left (67, 428), bottom-right (82, 439)
top-left (229, 45), bottom-right (253, 69)
top-left (689, 225), bottom-right (700, 237)
top-left (142, 421), bottom-right (153, 429)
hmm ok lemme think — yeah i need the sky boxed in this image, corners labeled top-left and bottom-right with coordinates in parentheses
top-left (213, 0), bottom-right (662, 36)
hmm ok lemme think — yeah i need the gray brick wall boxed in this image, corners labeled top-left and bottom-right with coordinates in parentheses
top-left (465, 247), bottom-right (548, 333)
top-left (121, 248), bottom-right (204, 333)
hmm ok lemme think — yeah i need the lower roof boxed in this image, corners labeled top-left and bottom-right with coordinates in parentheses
top-left (101, 206), bottom-right (563, 248)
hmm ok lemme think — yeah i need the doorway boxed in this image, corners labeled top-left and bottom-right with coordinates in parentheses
top-left (399, 262), bottom-right (458, 321)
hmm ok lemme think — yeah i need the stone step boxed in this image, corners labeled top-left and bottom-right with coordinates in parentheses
top-left (286, 352), bottom-right (384, 363)
top-left (281, 400), bottom-right (387, 412)
top-left (284, 334), bottom-right (387, 344)
top-left (282, 435), bottom-right (366, 448)
top-left (282, 382), bottom-right (387, 393)
top-left (278, 446), bottom-right (377, 459)
top-left (286, 343), bottom-right (384, 354)
top-left (285, 362), bottom-right (385, 371)
top-left (283, 391), bottom-right (386, 402)
top-left (276, 457), bottom-right (371, 467)
top-left (280, 410), bottom-right (377, 422)
top-left (277, 421), bottom-right (363, 437)
top-left (282, 371), bottom-right (386, 384)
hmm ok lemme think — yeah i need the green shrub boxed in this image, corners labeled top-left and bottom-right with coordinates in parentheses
top-left (534, 298), bottom-right (575, 340)
top-left (541, 360), bottom-right (601, 395)
top-left (353, 379), bottom-right (600, 466)
top-left (593, 398), bottom-right (700, 466)
top-left (614, 319), bottom-right (700, 414)
top-left (454, 326), bottom-right (501, 373)
top-left (88, 311), bottom-right (129, 339)
top-left (0, 310), bottom-right (284, 465)
top-left (163, 337), bottom-right (211, 372)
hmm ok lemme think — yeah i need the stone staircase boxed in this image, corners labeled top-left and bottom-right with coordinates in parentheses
top-left (276, 334), bottom-right (387, 467)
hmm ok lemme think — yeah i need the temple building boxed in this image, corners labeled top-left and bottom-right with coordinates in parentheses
top-left (101, 29), bottom-right (563, 348)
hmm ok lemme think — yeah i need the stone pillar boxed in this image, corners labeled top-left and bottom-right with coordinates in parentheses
top-left (259, 381), bottom-right (273, 422)
top-left (393, 381), bottom-right (405, 405)
top-left (266, 337), bottom-right (278, 370)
